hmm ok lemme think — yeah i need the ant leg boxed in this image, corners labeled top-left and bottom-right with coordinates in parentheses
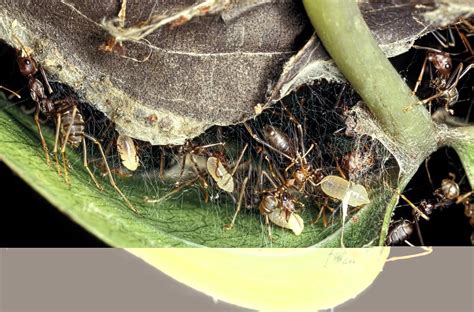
top-left (82, 139), bottom-right (103, 190)
top-left (230, 143), bottom-right (248, 176)
top-left (458, 63), bottom-right (473, 81)
top-left (265, 215), bottom-right (273, 241)
top-left (225, 175), bottom-right (249, 230)
top-left (425, 156), bottom-right (434, 188)
top-left (455, 24), bottom-right (473, 57)
top-left (53, 114), bottom-right (62, 177)
top-left (432, 28), bottom-right (454, 49)
top-left (178, 153), bottom-right (188, 180)
top-left (84, 133), bottom-right (138, 213)
top-left (398, 192), bottom-right (430, 221)
top-left (198, 142), bottom-right (226, 149)
top-left (414, 218), bottom-right (425, 246)
top-left (200, 178), bottom-right (209, 203)
top-left (282, 106), bottom-right (306, 156)
top-left (39, 65), bottom-right (53, 95)
top-left (188, 154), bottom-right (210, 202)
top-left (61, 148), bottom-right (71, 185)
top-left (413, 55), bottom-right (429, 96)
top-left (456, 191), bottom-right (473, 204)
top-left (145, 176), bottom-right (199, 204)
top-left (0, 86), bottom-right (21, 99)
top-left (335, 157), bottom-right (347, 180)
top-left (261, 170), bottom-right (278, 189)
top-left (34, 104), bottom-right (51, 166)
top-left (159, 147), bottom-right (165, 181)
top-left (285, 144), bottom-right (314, 172)
top-left (313, 201), bottom-right (328, 227)
top-left (263, 155), bottom-right (285, 185)
top-left (61, 107), bottom-right (77, 153)
top-left (448, 172), bottom-right (456, 181)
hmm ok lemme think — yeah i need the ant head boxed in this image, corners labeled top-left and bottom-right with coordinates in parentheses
top-left (17, 55), bottom-right (38, 77)
top-left (281, 193), bottom-right (295, 212)
top-left (294, 169), bottom-right (306, 183)
top-left (420, 200), bottom-right (434, 216)
top-left (428, 51), bottom-right (452, 78)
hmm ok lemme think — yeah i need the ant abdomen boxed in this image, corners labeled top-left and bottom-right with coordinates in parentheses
top-left (55, 99), bottom-right (85, 148)
top-left (263, 125), bottom-right (294, 156)
top-left (259, 194), bottom-right (278, 215)
top-left (386, 220), bottom-right (414, 245)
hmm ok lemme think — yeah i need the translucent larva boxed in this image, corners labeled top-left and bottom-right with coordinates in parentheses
top-left (268, 208), bottom-right (304, 236)
top-left (206, 157), bottom-right (234, 193)
top-left (117, 134), bottom-right (139, 171)
top-left (319, 175), bottom-right (370, 206)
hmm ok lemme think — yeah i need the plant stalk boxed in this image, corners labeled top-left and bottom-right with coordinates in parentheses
top-left (303, 0), bottom-right (438, 170)
top-left (448, 126), bottom-right (474, 188)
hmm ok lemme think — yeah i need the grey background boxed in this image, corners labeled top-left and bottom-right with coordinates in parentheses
top-left (1, 248), bottom-right (473, 312)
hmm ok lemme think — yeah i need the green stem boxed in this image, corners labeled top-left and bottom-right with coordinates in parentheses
top-left (448, 126), bottom-right (474, 189)
top-left (303, 0), bottom-right (437, 167)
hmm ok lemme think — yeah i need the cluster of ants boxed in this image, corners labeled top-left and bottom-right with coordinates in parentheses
top-left (389, 19), bottom-right (474, 245)
top-left (1, 36), bottom-right (376, 239)
top-left (0, 17), bottom-right (472, 244)
top-left (387, 174), bottom-right (473, 246)
top-left (142, 97), bottom-right (374, 238)
top-left (1, 39), bottom-right (137, 212)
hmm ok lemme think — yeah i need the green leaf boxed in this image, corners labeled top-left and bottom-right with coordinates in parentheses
top-left (0, 98), bottom-right (398, 247)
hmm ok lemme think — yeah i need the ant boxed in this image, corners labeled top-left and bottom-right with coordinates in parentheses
top-left (386, 199), bottom-right (436, 246)
top-left (464, 201), bottom-right (474, 245)
top-left (14, 41), bottom-right (137, 213)
top-left (150, 140), bottom-right (248, 207)
top-left (255, 153), bottom-right (306, 238)
top-left (406, 21), bottom-right (473, 114)
top-left (434, 173), bottom-right (472, 205)
top-left (15, 42), bottom-right (54, 166)
top-left (411, 47), bottom-right (472, 114)
top-left (244, 107), bottom-right (322, 194)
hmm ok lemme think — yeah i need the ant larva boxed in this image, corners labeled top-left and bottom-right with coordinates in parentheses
top-left (116, 133), bottom-right (139, 172)
top-left (149, 139), bottom-right (235, 204)
top-left (13, 39), bottom-right (137, 213)
top-left (318, 175), bottom-right (370, 207)
top-left (267, 207), bottom-right (304, 236)
top-left (207, 143), bottom-right (248, 193)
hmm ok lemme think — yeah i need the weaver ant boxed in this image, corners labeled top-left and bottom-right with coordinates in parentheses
top-left (406, 21), bottom-right (473, 114)
top-left (14, 40), bottom-right (137, 212)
